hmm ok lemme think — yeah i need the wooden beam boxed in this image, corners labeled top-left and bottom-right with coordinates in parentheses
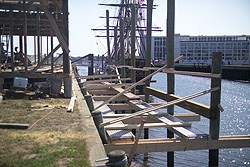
top-left (146, 87), bottom-right (210, 118)
top-left (100, 87), bottom-right (218, 127)
top-left (0, 123), bottom-right (29, 129)
top-left (83, 78), bottom-right (131, 84)
top-left (105, 122), bottom-right (190, 130)
top-left (39, 0), bottom-right (70, 53)
top-left (0, 72), bottom-right (69, 79)
top-left (93, 95), bottom-right (129, 101)
top-left (67, 96), bottom-right (76, 112)
top-left (112, 87), bottom-right (141, 100)
top-left (107, 104), bottom-right (138, 111)
top-left (31, 44), bottom-right (61, 72)
top-left (88, 89), bottom-right (117, 95)
top-left (80, 74), bottom-right (118, 79)
top-left (163, 68), bottom-right (221, 78)
top-left (104, 135), bottom-right (250, 154)
top-left (86, 83), bottom-right (145, 90)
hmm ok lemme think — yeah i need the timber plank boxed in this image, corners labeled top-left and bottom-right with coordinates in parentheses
top-left (0, 123), bottom-right (29, 129)
top-left (104, 135), bottom-right (250, 154)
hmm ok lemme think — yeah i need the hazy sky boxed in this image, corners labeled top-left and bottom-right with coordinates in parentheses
top-left (68, 0), bottom-right (250, 56)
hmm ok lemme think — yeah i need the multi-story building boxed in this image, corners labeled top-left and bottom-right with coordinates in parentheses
top-left (151, 34), bottom-right (250, 65)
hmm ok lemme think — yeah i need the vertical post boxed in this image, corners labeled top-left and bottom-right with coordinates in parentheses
top-left (23, 0), bottom-right (28, 72)
top-left (34, 36), bottom-right (36, 64)
top-left (88, 54), bottom-right (94, 76)
top-left (50, 26), bottom-right (54, 73)
top-left (102, 54), bottom-right (104, 72)
top-left (144, 0), bottom-right (153, 153)
top-left (62, 0), bottom-right (72, 98)
top-left (62, 0), bottom-right (70, 74)
top-left (10, 9), bottom-right (14, 72)
top-left (131, 5), bottom-right (136, 92)
top-left (145, 0), bottom-right (153, 100)
top-left (91, 110), bottom-right (107, 144)
top-left (37, 10), bottom-right (40, 63)
top-left (209, 52), bottom-right (222, 167)
top-left (120, 18), bottom-right (125, 78)
top-left (114, 26), bottom-right (118, 66)
top-left (166, 0), bottom-right (175, 166)
top-left (106, 10), bottom-right (111, 71)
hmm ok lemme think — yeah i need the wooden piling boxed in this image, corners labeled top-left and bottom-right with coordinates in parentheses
top-left (107, 150), bottom-right (127, 167)
top-left (92, 110), bottom-right (107, 144)
top-left (85, 95), bottom-right (95, 112)
top-left (81, 87), bottom-right (88, 96)
top-left (119, 18), bottom-right (125, 78)
top-left (131, 5), bottom-right (136, 93)
top-left (209, 52), bottom-right (222, 167)
top-left (88, 54), bottom-right (94, 76)
top-left (166, 0), bottom-right (175, 166)
top-left (114, 26), bottom-right (118, 66)
top-left (106, 10), bottom-right (111, 70)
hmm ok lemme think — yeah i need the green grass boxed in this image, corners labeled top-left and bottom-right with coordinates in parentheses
top-left (0, 139), bottom-right (89, 167)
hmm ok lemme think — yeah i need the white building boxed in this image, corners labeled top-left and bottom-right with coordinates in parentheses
top-left (151, 34), bottom-right (250, 65)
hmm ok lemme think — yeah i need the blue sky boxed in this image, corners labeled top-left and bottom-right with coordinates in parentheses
top-left (69, 0), bottom-right (250, 56)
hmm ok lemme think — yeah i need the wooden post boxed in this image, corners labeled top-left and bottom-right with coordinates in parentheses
top-left (166, 0), bottom-right (175, 166)
top-left (0, 78), bottom-right (3, 93)
top-left (36, 10), bottom-right (40, 63)
top-left (91, 110), bottom-right (107, 144)
top-left (108, 150), bottom-right (127, 167)
top-left (145, 0), bottom-right (153, 154)
top-left (114, 26), bottom-right (118, 66)
top-left (131, 5), bottom-right (136, 92)
top-left (50, 26), bottom-right (54, 73)
top-left (23, 0), bottom-right (28, 72)
top-left (88, 54), bottom-right (94, 76)
top-left (62, 0), bottom-right (70, 74)
top-left (106, 10), bottom-right (111, 71)
top-left (10, 9), bottom-right (14, 72)
top-left (209, 52), bottom-right (222, 167)
top-left (85, 95), bottom-right (94, 112)
top-left (119, 18), bottom-right (125, 78)
top-left (81, 87), bottom-right (88, 96)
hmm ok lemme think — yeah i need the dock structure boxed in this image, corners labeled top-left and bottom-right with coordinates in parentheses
top-left (0, 0), bottom-right (71, 97)
top-left (76, 0), bottom-right (250, 166)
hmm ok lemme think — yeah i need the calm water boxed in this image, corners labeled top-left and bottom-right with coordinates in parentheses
top-left (134, 73), bottom-right (250, 167)
top-left (77, 66), bottom-right (250, 166)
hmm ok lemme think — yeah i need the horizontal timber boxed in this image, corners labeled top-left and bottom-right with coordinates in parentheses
top-left (104, 135), bottom-right (250, 154)
top-left (163, 68), bottom-right (221, 78)
top-left (146, 87), bottom-right (210, 118)
top-left (0, 72), bottom-right (69, 79)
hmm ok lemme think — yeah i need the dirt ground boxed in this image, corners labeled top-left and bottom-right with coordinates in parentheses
top-left (0, 98), bottom-right (90, 167)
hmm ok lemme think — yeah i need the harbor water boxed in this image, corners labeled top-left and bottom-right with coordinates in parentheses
top-left (77, 66), bottom-right (250, 166)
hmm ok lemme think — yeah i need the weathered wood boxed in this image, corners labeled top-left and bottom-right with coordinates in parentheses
top-left (128, 121), bottom-right (145, 165)
top-left (112, 87), bottom-right (140, 100)
top-left (0, 123), bottom-right (29, 129)
top-left (146, 87), bottom-right (210, 118)
top-left (83, 78), bottom-right (131, 84)
top-left (86, 83), bottom-right (145, 90)
top-left (67, 96), bottom-right (76, 112)
top-left (0, 71), bottom-right (69, 79)
top-left (107, 104), bottom-right (138, 111)
top-left (95, 64), bottom-right (168, 110)
top-left (105, 122), bottom-right (189, 130)
top-left (209, 52), bottom-right (223, 167)
top-left (163, 68), bottom-right (221, 78)
top-left (39, 0), bottom-right (70, 53)
top-left (80, 74), bottom-right (118, 79)
top-left (104, 135), bottom-right (250, 154)
top-left (100, 87), bottom-right (218, 127)
top-left (88, 89), bottom-right (117, 95)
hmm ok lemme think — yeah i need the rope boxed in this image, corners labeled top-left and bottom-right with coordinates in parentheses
top-left (28, 109), bottom-right (54, 130)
